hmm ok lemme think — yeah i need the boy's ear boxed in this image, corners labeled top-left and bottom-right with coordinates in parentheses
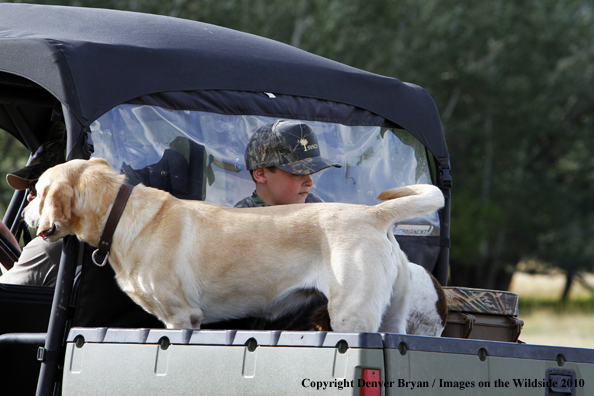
top-left (252, 168), bottom-right (267, 184)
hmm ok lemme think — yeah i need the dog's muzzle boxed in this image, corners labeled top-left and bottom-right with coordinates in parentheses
top-left (38, 224), bottom-right (57, 240)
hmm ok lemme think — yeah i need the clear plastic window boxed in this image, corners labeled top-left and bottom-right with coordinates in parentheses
top-left (90, 105), bottom-right (439, 234)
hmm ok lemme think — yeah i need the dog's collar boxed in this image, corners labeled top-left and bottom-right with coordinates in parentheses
top-left (92, 183), bottom-right (134, 267)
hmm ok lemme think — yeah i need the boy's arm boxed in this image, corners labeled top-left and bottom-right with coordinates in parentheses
top-left (0, 221), bottom-right (22, 252)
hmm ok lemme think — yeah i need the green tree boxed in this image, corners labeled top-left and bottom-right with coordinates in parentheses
top-left (0, 130), bottom-right (31, 216)
top-left (7, 0), bottom-right (594, 292)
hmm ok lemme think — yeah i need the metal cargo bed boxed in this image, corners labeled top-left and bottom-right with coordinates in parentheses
top-left (63, 328), bottom-right (594, 395)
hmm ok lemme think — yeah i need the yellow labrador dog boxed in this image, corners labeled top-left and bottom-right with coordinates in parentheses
top-left (24, 158), bottom-right (445, 332)
top-left (311, 262), bottom-right (448, 336)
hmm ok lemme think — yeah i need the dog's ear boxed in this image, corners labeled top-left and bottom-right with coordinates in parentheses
top-left (38, 181), bottom-right (73, 231)
top-left (310, 304), bottom-right (333, 331)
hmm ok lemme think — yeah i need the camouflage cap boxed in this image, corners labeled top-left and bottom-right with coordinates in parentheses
top-left (245, 120), bottom-right (342, 175)
top-left (6, 141), bottom-right (66, 190)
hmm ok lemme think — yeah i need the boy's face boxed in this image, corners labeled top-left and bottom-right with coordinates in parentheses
top-left (255, 167), bottom-right (313, 205)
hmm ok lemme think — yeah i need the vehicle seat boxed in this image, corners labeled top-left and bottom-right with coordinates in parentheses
top-left (71, 243), bottom-right (164, 328)
top-left (121, 137), bottom-right (206, 200)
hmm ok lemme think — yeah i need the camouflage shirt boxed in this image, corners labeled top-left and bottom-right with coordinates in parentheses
top-left (234, 191), bottom-right (323, 208)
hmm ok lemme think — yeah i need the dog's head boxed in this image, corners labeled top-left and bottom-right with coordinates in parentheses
top-left (23, 158), bottom-right (124, 244)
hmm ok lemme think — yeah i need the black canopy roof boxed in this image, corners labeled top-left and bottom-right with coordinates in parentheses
top-left (0, 3), bottom-right (451, 294)
top-left (0, 3), bottom-right (447, 162)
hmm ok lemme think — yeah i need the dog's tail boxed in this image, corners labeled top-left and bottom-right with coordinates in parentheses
top-left (372, 184), bottom-right (444, 229)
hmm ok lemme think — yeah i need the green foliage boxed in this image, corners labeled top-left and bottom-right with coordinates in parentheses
top-left (0, 129), bottom-right (30, 215)
top-left (4, 0), bottom-right (594, 290)
top-left (519, 296), bottom-right (594, 315)
top-left (397, 1), bottom-right (594, 289)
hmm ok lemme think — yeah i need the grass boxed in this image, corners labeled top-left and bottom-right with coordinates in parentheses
top-left (517, 310), bottom-right (594, 348)
top-left (509, 271), bottom-right (594, 349)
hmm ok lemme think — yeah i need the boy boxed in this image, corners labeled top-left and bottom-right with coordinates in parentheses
top-left (228, 120), bottom-right (341, 330)
top-left (235, 120), bottom-right (341, 208)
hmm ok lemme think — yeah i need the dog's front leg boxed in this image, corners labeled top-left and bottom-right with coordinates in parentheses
top-left (162, 307), bottom-right (204, 330)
